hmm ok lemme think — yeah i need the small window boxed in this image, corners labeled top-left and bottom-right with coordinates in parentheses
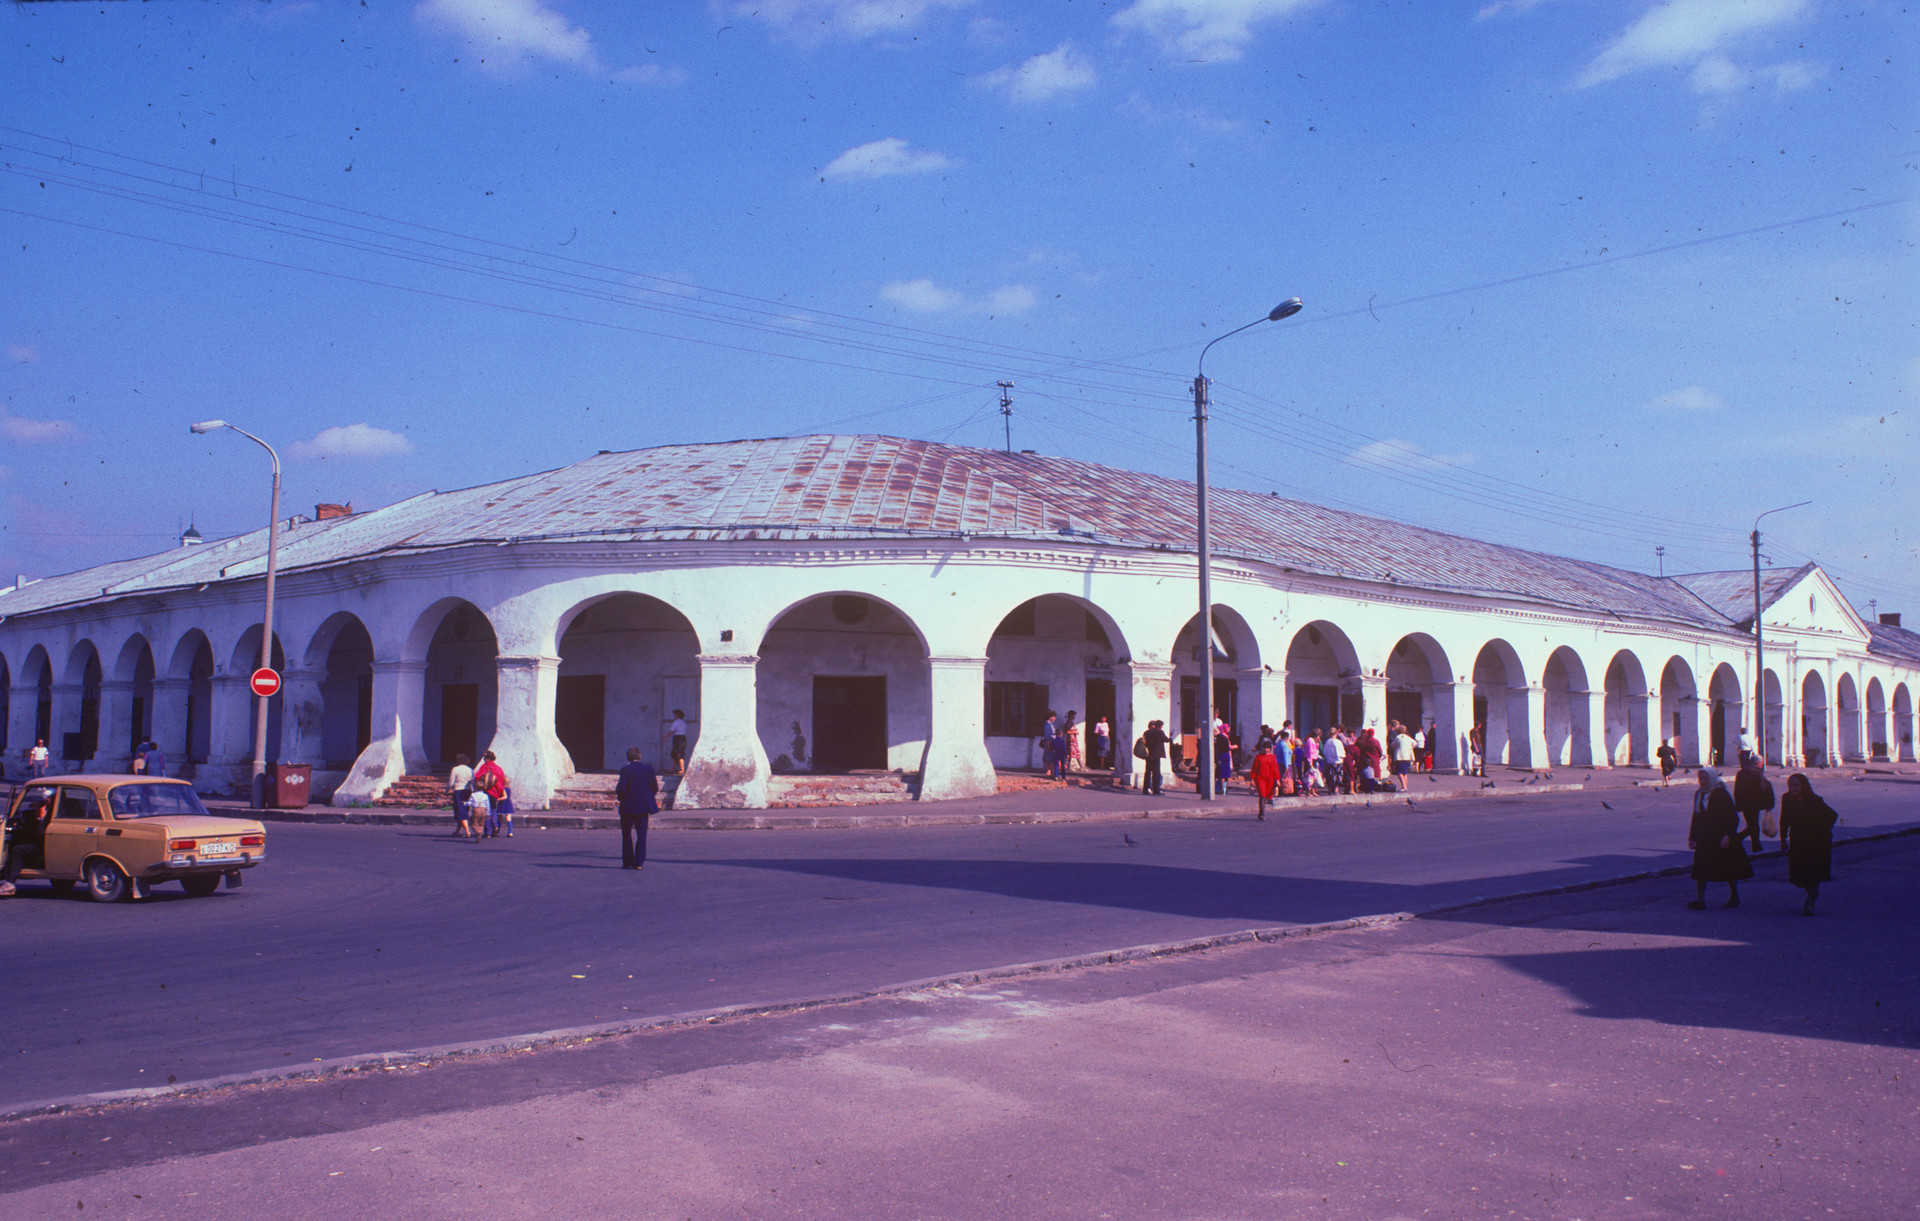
top-left (985, 681), bottom-right (1047, 737)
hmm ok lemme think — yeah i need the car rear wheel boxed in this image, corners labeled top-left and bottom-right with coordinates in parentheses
top-left (85, 859), bottom-right (129, 904)
top-left (180, 874), bottom-right (221, 898)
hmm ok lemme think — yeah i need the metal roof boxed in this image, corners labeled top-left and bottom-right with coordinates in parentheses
top-left (0, 435), bottom-right (1839, 633)
top-left (1669, 564), bottom-right (1816, 630)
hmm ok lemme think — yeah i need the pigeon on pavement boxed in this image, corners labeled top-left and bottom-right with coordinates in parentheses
top-left (1601, 801), bottom-right (1613, 810)
top-left (1123, 833), bottom-right (1138, 847)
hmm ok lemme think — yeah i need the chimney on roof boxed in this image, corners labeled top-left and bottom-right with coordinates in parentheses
top-left (180, 524), bottom-right (203, 547)
top-left (1881, 612), bottom-right (1902, 628)
top-left (315, 502), bottom-right (353, 520)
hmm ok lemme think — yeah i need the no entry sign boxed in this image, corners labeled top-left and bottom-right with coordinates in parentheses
top-left (250, 667), bottom-right (282, 698)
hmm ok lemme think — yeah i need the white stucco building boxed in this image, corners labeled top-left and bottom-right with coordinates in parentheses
top-left (2, 435), bottom-right (1914, 809)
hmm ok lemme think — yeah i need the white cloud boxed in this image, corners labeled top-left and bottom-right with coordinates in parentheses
top-left (820, 137), bottom-right (955, 181)
top-left (1690, 52), bottom-right (1823, 94)
top-left (1346, 438), bottom-right (1476, 471)
top-left (879, 279), bottom-right (1037, 315)
top-left (1112, 0), bottom-right (1324, 62)
top-left (1578, 0), bottom-right (1811, 88)
top-left (1762, 59), bottom-right (1822, 90)
top-left (611, 62), bottom-right (686, 86)
top-left (734, 0), bottom-right (972, 40)
top-left (1647, 385), bottom-right (1728, 412)
top-left (978, 43), bottom-right (1097, 103)
top-left (6, 344), bottom-right (36, 364)
top-left (415, 0), bottom-right (598, 70)
top-left (1690, 53), bottom-right (1744, 92)
top-left (0, 411), bottom-right (80, 443)
top-left (1475, 0), bottom-right (1555, 18)
top-left (288, 423), bottom-right (416, 461)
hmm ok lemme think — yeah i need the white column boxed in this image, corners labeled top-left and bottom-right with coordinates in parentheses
top-left (281, 666), bottom-right (329, 767)
top-left (680, 654), bottom-right (772, 809)
top-left (1510, 684), bottom-right (1548, 769)
top-left (1250, 667), bottom-right (1288, 738)
top-left (920, 656), bottom-right (996, 801)
top-left (47, 683), bottom-right (82, 767)
top-left (95, 680), bottom-right (137, 773)
top-left (148, 678), bottom-right (190, 773)
top-left (1687, 695), bottom-right (1712, 768)
top-left (333, 659), bottom-right (428, 806)
top-left (1434, 680), bottom-right (1474, 773)
top-left (1577, 690), bottom-right (1607, 768)
top-left (192, 675), bottom-right (253, 795)
top-left (1117, 660), bottom-right (1173, 787)
top-left (1625, 692), bottom-right (1652, 766)
top-left (484, 654), bottom-right (566, 811)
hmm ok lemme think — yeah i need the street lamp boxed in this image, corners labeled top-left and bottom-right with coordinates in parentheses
top-left (1193, 297), bottom-right (1303, 801)
top-left (1750, 500), bottom-right (1809, 768)
top-left (191, 419), bottom-right (283, 810)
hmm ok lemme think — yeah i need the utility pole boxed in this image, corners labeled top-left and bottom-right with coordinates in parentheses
top-left (1655, 546), bottom-right (1666, 578)
top-left (998, 381), bottom-right (1014, 452)
top-left (1752, 501), bottom-right (1811, 767)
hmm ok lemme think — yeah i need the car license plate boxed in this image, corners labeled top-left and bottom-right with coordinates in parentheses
top-left (199, 841), bottom-right (240, 858)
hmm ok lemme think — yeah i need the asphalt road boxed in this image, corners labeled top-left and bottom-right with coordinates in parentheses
top-left (2, 833), bottom-right (1914, 1218)
top-left (3, 777), bottom-right (1915, 1112)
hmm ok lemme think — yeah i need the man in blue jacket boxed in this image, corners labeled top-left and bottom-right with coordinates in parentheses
top-left (614, 746), bottom-right (660, 870)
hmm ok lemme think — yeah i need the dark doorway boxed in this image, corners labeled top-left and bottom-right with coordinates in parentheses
top-left (1294, 685), bottom-right (1336, 735)
top-left (355, 674), bottom-right (374, 757)
top-left (1387, 692), bottom-right (1424, 730)
top-left (813, 676), bottom-right (887, 771)
top-left (1710, 699), bottom-right (1726, 766)
top-left (1085, 678), bottom-right (1116, 766)
top-left (128, 697), bottom-right (146, 754)
top-left (556, 674), bottom-right (607, 772)
top-left (440, 683), bottom-right (479, 765)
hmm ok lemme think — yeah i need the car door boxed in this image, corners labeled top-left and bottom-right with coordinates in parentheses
top-left (42, 786), bottom-right (105, 878)
top-left (6, 784), bottom-right (60, 873)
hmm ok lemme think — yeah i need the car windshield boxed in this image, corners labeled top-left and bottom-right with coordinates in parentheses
top-left (108, 784), bottom-right (212, 820)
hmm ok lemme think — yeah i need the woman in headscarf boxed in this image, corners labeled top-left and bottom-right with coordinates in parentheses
top-left (1687, 766), bottom-right (1752, 909)
top-left (1779, 772), bottom-right (1838, 916)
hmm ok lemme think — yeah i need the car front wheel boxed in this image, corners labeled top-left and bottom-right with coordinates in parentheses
top-left (180, 874), bottom-right (221, 898)
top-left (85, 859), bottom-right (129, 904)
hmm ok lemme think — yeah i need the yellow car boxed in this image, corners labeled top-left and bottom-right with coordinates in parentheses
top-left (1, 776), bottom-right (266, 902)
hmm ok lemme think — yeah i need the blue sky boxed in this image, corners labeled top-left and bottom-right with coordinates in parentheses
top-left (2, 0), bottom-right (1914, 615)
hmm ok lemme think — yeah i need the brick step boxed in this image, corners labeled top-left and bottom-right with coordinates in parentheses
top-left (551, 773), bottom-right (682, 811)
top-left (767, 772), bottom-right (918, 807)
top-left (994, 770), bottom-right (1134, 794)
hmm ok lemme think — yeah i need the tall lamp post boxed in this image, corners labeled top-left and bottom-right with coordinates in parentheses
top-left (1193, 297), bottom-right (1303, 801)
top-left (191, 420), bottom-right (282, 810)
top-left (1750, 500), bottom-right (1810, 768)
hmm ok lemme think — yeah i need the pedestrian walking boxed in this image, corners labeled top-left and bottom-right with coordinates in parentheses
top-left (144, 741), bottom-right (166, 777)
top-left (1250, 738), bottom-right (1280, 820)
top-left (1321, 729), bottom-right (1344, 794)
top-left (1064, 710), bottom-right (1083, 773)
top-left (1040, 710), bottom-right (1063, 780)
top-left (1779, 773), bottom-right (1837, 916)
top-left (1468, 723), bottom-right (1486, 777)
top-left (447, 754), bottom-right (476, 840)
top-left (1092, 715), bottom-right (1111, 770)
top-left (474, 750), bottom-right (510, 838)
top-left (615, 746), bottom-right (660, 869)
top-left (668, 710), bottom-right (689, 775)
top-left (1389, 724), bottom-right (1416, 792)
top-left (1657, 739), bottom-right (1679, 784)
top-left (1211, 710), bottom-right (1233, 796)
top-left (1737, 726), bottom-right (1756, 768)
top-left (29, 739), bottom-right (50, 779)
top-left (1731, 757), bottom-right (1774, 855)
top-left (1687, 767), bottom-right (1751, 909)
top-left (1141, 719), bottom-right (1169, 795)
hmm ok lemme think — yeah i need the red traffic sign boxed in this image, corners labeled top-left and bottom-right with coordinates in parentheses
top-left (249, 667), bottom-right (282, 698)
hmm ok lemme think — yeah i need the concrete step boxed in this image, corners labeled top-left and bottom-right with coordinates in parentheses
top-left (768, 772), bottom-right (918, 807)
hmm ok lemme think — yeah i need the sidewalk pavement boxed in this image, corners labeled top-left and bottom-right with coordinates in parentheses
top-left (207, 760), bottom-right (1920, 831)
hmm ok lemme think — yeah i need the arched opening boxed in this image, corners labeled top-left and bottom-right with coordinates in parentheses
top-left (306, 614), bottom-right (375, 768)
top-left (1762, 668), bottom-right (1785, 766)
top-left (554, 593), bottom-right (700, 775)
top-left (1285, 621), bottom-right (1361, 738)
top-left (421, 602), bottom-right (500, 768)
top-left (1893, 683), bottom-right (1914, 762)
top-left (167, 631), bottom-right (216, 770)
top-left (1834, 674), bottom-right (1861, 762)
top-left (1658, 657), bottom-right (1700, 766)
top-left (1707, 663), bottom-right (1742, 768)
top-left (21, 646), bottom-right (54, 760)
top-left (983, 594), bottom-right (1125, 772)
top-left (1603, 651), bottom-right (1650, 766)
top-left (1172, 605), bottom-right (1262, 770)
top-left (1385, 634), bottom-right (1452, 763)
top-left (758, 593), bottom-right (928, 775)
top-left (61, 641), bottom-right (104, 770)
top-left (1864, 678), bottom-right (1887, 762)
top-left (229, 627), bottom-right (288, 767)
top-left (113, 635), bottom-right (157, 760)
top-left (1542, 646), bottom-right (1592, 767)
top-left (1472, 639), bottom-right (1528, 768)
top-left (1801, 671), bottom-right (1828, 767)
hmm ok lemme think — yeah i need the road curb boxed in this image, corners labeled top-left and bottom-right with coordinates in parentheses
top-left (233, 779), bottom-right (1593, 832)
top-left (7, 823), bottom-right (1913, 1124)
